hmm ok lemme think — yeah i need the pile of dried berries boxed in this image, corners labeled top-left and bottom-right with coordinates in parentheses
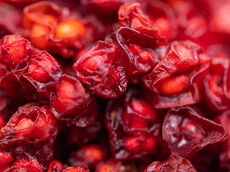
top-left (0, 0), bottom-right (229, 171)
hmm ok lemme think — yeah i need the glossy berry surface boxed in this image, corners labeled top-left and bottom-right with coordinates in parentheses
top-left (0, 0), bottom-right (229, 171)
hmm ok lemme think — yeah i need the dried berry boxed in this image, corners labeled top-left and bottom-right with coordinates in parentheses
top-left (143, 41), bottom-right (210, 108)
top-left (23, 1), bottom-right (105, 58)
top-left (0, 35), bottom-right (63, 99)
top-left (162, 106), bottom-right (226, 157)
top-left (105, 88), bottom-right (162, 159)
top-left (73, 39), bottom-right (128, 98)
top-left (0, 0), bottom-right (229, 171)
top-left (203, 56), bottom-right (230, 111)
top-left (50, 74), bottom-right (97, 127)
top-left (0, 103), bottom-right (58, 168)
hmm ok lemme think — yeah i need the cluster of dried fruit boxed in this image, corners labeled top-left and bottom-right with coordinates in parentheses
top-left (0, 0), bottom-right (229, 171)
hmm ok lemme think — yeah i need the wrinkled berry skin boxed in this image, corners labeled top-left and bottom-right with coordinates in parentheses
top-left (145, 155), bottom-right (197, 172)
top-left (0, 34), bottom-right (30, 70)
top-left (73, 39), bottom-right (128, 98)
top-left (118, 2), bottom-right (166, 40)
top-left (23, 1), bottom-right (105, 58)
top-left (143, 40), bottom-right (210, 109)
top-left (203, 56), bottom-right (230, 111)
top-left (0, 103), bottom-right (58, 169)
top-left (0, 0), bottom-right (229, 171)
top-left (0, 35), bottom-right (36, 99)
top-left (0, 34), bottom-right (97, 128)
top-left (162, 106), bottom-right (226, 157)
top-left (118, 2), bottom-right (176, 40)
top-left (105, 87), bottom-right (162, 159)
top-left (50, 74), bottom-right (97, 127)
top-left (0, 34), bottom-right (63, 100)
top-left (113, 27), bottom-right (165, 82)
top-left (115, 2), bottom-right (166, 81)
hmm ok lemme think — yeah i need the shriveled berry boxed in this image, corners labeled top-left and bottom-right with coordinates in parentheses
top-left (0, 35), bottom-right (28, 69)
top-left (73, 39), bottom-right (128, 98)
top-left (50, 75), bottom-right (97, 127)
top-left (105, 87), bottom-right (162, 159)
top-left (162, 106), bottom-right (226, 157)
top-left (143, 41), bottom-right (210, 109)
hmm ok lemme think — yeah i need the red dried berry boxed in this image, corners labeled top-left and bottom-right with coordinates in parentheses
top-left (22, 50), bottom-right (63, 98)
top-left (119, 2), bottom-right (176, 40)
top-left (122, 88), bottom-right (157, 134)
top-left (105, 87), bottom-right (162, 159)
top-left (0, 103), bottom-right (58, 168)
top-left (23, 1), bottom-right (105, 58)
top-left (117, 3), bottom-right (166, 48)
top-left (0, 34), bottom-right (29, 70)
top-left (50, 74), bottom-right (97, 127)
top-left (0, 103), bottom-right (58, 146)
top-left (0, 35), bottom-right (63, 99)
top-left (73, 39), bottom-right (128, 98)
top-left (143, 40), bottom-right (210, 108)
top-left (0, 1), bottom-right (228, 171)
top-left (203, 57), bottom-right (230, 111)
top-left (113, 27), bottom-right (165, 82)
top-left (162, 106), bottom-right (227, 157)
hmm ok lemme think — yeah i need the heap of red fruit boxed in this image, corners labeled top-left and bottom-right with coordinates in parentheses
top-left (0, 0), bottom-right (229, 171)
